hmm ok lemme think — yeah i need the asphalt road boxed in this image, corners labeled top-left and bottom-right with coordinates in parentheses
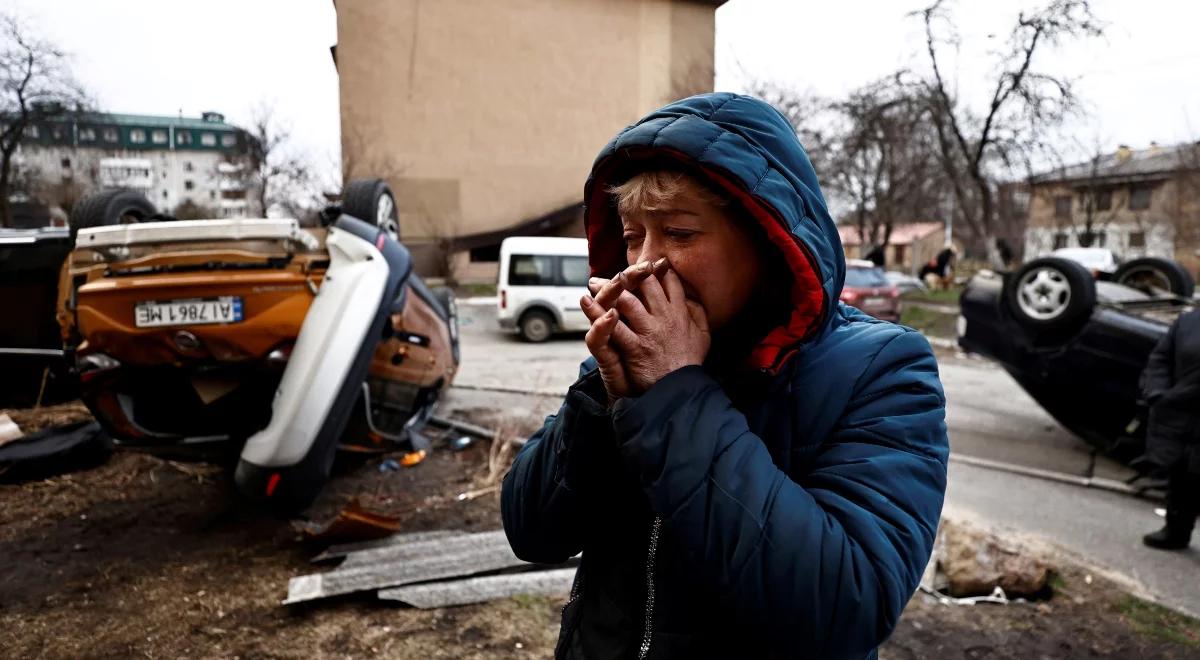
top-left (449, 301), bottom-right (1131, 482)
top-left (444, 301), bottom-right (1195, 616)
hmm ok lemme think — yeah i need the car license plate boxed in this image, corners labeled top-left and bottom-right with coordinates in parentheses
top-left (134, 297), bottom-right (243, 328)
top-left (863, 296), bottom-right (887, 307)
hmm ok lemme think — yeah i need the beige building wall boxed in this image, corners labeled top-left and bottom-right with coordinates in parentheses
top-left (336, 0), bottom-right (721, 278)
top-left (1026, 178), bottom-right (1200, 274)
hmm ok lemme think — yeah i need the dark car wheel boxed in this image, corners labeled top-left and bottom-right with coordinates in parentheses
top-left (68, 189), bottom-right (158, 242)
top-left (518, 310), bottom-right (554, 343)
top-left (1113, 257), bottom-right (1195, 298)
top-left (1004, 257), bottom-right (1096, 337)
top-left (342, 178), bottom-right (399, 240)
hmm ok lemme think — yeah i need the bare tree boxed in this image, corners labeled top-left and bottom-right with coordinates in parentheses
top-left (824, 75), bottom-right (948, 255)
top-left (914, 0), bottom-right (1103, 263)
top-left (751, 77), bottom-right (950, 263)
top-left (0, 13), bottom-right (88, 226)
top-left (1075, 144), bottom-right (1118, 248)
top-left (223, 103), bottom-right (322, 220)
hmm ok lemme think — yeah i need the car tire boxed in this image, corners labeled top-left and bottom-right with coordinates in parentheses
top-left (68, 189), bottom-right (158, 242)
top-left (1113, 257), bottom-right (1195, 298)
top-left (341, 178), bottom-right (399, 240)
top-left (518, 310), bottom-right (554, 343)
top-left (1004, 257), bottom-right (1096, 337)
top-left (433, 286), bottom-right (461, 364)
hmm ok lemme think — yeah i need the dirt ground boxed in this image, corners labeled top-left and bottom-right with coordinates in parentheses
top-left (2, 403), bottom-right (1198, 659)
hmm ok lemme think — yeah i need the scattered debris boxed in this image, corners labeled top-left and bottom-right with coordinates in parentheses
top-left (286, 528), bottom-right (576, 609)
top-left (935, 520), bottom-right (1052, 599)
top-left (378, 458), bottom-right (401, 473)
top-left (0, 413), bottom-right (22, 446)
top-left (456, 485), bottom-right (500, 502)
top-left (378, 567), bottom-right (576, 608)
top-left (400, 449), bottom-right (427, 467)
top-left (284, 529), bottom-right (528, 605)
top-left (0, 421), bottom-right (112, 483)
top-left (310, 530), bottom-right (458, 564)
top-left (920, 584), bottom-right (1012, 607)
top-left (1, 400), bottom-right (93, 434)
top-left (430, 415), bottom-right (503, 439)
top-left (449, 436), bottom-right (474, 452)
top-left (294, 499), bottom-right (403, 544)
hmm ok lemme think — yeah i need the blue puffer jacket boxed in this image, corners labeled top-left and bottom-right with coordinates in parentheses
top-left (502, 93), bottom-right (948, 660)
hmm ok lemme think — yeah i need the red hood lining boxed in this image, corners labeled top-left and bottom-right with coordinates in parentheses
top-left (585, 148), bottom-right (826, 374)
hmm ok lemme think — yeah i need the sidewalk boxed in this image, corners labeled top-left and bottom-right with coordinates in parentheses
top-left (945, 460), bottom-right (1200, 618)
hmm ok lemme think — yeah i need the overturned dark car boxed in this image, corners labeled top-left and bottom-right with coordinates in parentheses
top-left (958, 255), bottom-right (1196, 461)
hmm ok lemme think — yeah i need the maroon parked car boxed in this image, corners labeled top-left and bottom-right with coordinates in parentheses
top-left (841, 259), bottom-right (901, 322)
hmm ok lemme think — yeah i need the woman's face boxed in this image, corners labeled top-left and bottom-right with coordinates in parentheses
top-left (620, 178), bottom-right (765, 332)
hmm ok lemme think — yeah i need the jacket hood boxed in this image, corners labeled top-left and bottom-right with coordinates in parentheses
top-left (583, 92), bottom-right (845, 373)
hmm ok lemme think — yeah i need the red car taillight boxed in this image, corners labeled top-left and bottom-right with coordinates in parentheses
top-left (500, 289), bottom-right (507, 309)
top-left (78, 353), bottom-right (121, 384)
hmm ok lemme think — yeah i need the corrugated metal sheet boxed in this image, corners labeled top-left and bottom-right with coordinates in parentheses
top-left (285, 530), bottom-right (523, 605)
top-left (377, 567), bottom-right (576, 609)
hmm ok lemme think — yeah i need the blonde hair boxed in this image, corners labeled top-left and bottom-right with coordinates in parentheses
top-left (608, 170), bottom-right (728, 218)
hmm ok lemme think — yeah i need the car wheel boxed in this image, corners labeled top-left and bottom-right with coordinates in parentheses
top-left (433, 286), bottom-right (461, 364)
top-left (68, 189), bottom-right (158, 242)
top-left (1004, 257), bottom-right (1096, 336)
top-left (1113, 257), bottom-right (1195, 298)
top-left (518, 310), bottom-right (554, 343)
top-left (341, 178), bottom-right (399, 240)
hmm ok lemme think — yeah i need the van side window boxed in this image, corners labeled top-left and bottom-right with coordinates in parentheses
top-left (509, 255), bottom-right (554, 286)
top-left (560, 256), bottom-right (589, 287)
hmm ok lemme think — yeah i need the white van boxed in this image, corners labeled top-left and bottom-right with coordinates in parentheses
top-left (497, 236), bottom-right (590, 342)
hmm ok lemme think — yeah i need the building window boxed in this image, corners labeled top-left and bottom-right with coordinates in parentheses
top-left (1054, 195), bottom-right (1072, 219)
top-left (79, 127), bottom-right (96, 141)
top-left (102, 127), bottom-right (118, 142)
top-left (200, 132), bottom-right (216, 146)
top-left (1129, 186), bottom-right (1152, 210)
top-left (1094, 189), bottom-right (1112, 211)
top-left (184, 180), bottom-right (194, 191)
top-left (151, 129), bottom-right (168, 144)
top-left (162, 190), bottom-right (168, 199)
top-left (1080, 231), bottom-right (1107, 248)
top-left (24, 124), bottom-right (38, 138)
top-left (130, 129), bottom-right (146, 144)
top-left (61, 158), bottom-right (71, 168)
top-left (220, 133), bottom-right (237, 147)
top-left (51, 125), bottom-right (66, 140)
top-left (1129, 231), bottom-right (1146, 248)
top-left (184, 161), bottom-right (194, 172)
top-left (177, 130), bottom-right (192, 145)
top-left (469, 245), bottom-right (500, 263)
top-left (1053, 232), bottom-right (1069, 249)
top-left (211, 191), bottom-right (217, 200)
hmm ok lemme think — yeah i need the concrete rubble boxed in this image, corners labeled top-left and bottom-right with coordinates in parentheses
top-left (285, 528), bottom-right (576, 607)
top-left (933, 520), bottom-right (1052, 599)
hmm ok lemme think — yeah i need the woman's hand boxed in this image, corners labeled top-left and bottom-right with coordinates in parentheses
top-left (580, 260), bottom-right (658, 403)
top-left (581, 260), bottom-right (710, 395)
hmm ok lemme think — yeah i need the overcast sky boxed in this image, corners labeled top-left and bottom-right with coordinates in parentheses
top-left (9, 0), bottom-right (1200, 185)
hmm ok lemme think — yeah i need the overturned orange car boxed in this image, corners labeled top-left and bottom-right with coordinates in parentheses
top-left (57, 180), bottom-right (459, 510)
